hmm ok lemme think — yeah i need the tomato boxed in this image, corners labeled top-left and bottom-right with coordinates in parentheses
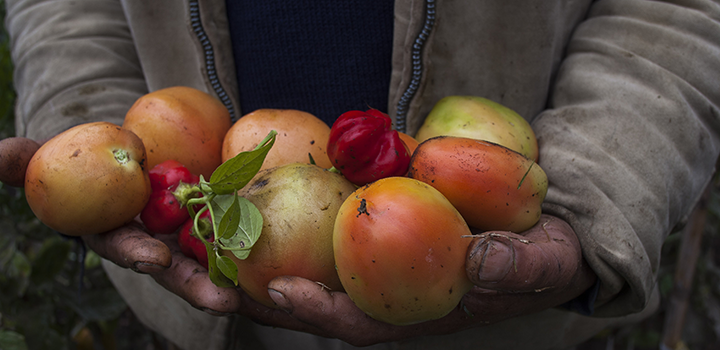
top-left (226, 163), bottom-right (356, 308)
top-left (222, 109), bottom-right (333, 171)
top-left (408, 136), bottom-right (548, 232)
top-left (25, 122), bottom-right (151, 236)
top-left (333, 177), bottom-right (474, 325)
top-left (123, 86), bottom-right (232, 179)
top-left (416, 96), bottom-right (538, 161)
top-left (398, 131), bottom-right (419, 156)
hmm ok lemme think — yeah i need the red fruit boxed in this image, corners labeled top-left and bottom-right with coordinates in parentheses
top-left (149, 159), bottom-right (200, 191)
top-left (140, 190), bottom-right (190, 235)
top-left (327, 109), bottom-right (411, 186)
top-left (178, 210), bottom-right (213, 269)
top-left (141, 160), bottom-right (202, 235)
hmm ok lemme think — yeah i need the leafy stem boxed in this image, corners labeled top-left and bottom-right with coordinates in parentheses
top-left (178, 130), bottom-right (277, 287)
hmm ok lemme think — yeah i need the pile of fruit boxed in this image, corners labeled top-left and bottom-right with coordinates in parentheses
top-left (20, 87), bottom-right (548, 326)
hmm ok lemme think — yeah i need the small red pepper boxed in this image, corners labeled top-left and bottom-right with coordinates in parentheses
top-left (177, 210), bottom-right (214, 269)
top-left (141, 190), bottom-right (190, 235)
top-left (327, 109), bottom-right (411, 186)
top-left (141, 160), bottom-right (201, 235)
top-left (148, 159), bottom-right (200, 191)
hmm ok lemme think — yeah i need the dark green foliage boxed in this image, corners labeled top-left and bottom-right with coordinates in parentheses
top-left (0, 2), bottom-right (142, 349)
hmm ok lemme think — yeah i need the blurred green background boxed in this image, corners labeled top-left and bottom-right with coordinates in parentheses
top-left (1, 1), bottom-right (720, 349)
top-left (0, 1), bottom-right (168, 349)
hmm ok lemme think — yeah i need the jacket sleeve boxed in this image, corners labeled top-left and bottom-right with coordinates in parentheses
top-left (6, 0), bottom-right (147, 141)
top-left (532, 0), bottom-right (720, 317)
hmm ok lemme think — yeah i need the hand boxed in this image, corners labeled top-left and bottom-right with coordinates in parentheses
top-left (0, 137), bottom-right (41, 187)
top-left (85, 215), bottom-right (596, 347)
top-left (1, 136), bottom-right (596, 344)
top-left (83, 224), bottom-right (253, 315)
top-left (258, 214), bottom-right (597, 346)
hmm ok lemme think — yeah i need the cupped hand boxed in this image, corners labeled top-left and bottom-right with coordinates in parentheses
top-left (256, 214), bottom-right (597, 347)
top-left (1, 139), bottom-right (596, 345)
top-left (83, 215), bottom-right (596, 347)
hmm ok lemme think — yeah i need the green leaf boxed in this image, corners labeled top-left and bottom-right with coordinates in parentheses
top-left (210, 194), bottom-right (263, 260)
top-left (205, 244), bottom-right (236, 288)
top-left (217, 193), bottom-right (241, 240)
top-left (216, 254), bottom-right (239, 285)
top-left (0, 330), bottom-right (29, 350)
top-left (208, 130), bottom-right (276, 195)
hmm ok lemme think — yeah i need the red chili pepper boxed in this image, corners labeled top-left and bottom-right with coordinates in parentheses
top-left (177, 210), bottom-right (214, 269)
top-left (149, 159), bottom-right (200, 191)
top-left (327, 109), bottom-right (411, 186)
top-left (141, 160), bottom-right (201, 235)
top-left (140, 190), bottom-right (190, 234)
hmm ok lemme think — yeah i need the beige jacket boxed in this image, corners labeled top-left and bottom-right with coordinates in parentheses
top-left (7, 0), bottom-right (720, 349)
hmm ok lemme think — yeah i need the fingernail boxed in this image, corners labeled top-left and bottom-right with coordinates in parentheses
top-left (475, 241), bottom-right (513, 283)
top-left (133, 261), bottom-right (166, 274)
top-left (268, 288), bottom-right (293, 312)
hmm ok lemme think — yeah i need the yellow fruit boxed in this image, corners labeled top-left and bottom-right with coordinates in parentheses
top-left (25, 122), bottom-right (151, 236)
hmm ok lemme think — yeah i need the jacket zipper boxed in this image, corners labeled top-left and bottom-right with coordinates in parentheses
top-left (189, 1), bottom-right (238, 122)
top-left (395, 0), bottom-right (436, 133)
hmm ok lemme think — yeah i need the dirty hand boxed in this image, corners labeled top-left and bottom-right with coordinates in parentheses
top-left (256, 214), bottom-right (597, 347)
top-left (1, 137), bottom-right (596, 345)
top-left (81, 207), bottom-right (595, 346)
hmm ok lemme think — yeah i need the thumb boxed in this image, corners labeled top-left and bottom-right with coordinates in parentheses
top-left (465, 215), bottom-right (584, 292)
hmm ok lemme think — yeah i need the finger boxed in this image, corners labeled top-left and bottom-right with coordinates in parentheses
top-left (265, 276), bottom-right (492, 347)
top-left (266, 275), bottom-right (404, 346)
top-left (466, 215), bottom-right (586, 292)
top-left (0, 137), bottom-right (40, 187)
top-left (82, 221), bottom-right (172, 273)
top-left (148, 233), bottom-right (243, 315)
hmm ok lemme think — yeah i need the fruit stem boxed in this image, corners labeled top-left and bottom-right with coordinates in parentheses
top-left (193, 205), bottom-right (211, 245)
top-left (328, 166), bottom-right (341, 174)
top-left (173, 182), bottom-right (201, 207)
top-left (187, 193), bottom-right (213, 219)
top-left (113, 149), bottom-right (129, 165)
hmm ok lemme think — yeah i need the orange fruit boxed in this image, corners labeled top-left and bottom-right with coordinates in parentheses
top-left (334, 176), bottom-right (473, 325)
top-left (25, 122), bottom-right (151, 236)
top-left (398, 132), bottom-right (419, 156)
top-left (123, 86), bottom-right (232, 178)
top-left (222, 109), bottom-right (333, 171)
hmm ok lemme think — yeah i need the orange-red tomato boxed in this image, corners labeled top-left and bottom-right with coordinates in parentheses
top-left (408, 136), bottom-right (548, 232)
top-left (333, 177), bottom-right (473, 325)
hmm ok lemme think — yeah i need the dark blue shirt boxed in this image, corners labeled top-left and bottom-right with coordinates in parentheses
top-left (225, 1), bottom-right (395, 126)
